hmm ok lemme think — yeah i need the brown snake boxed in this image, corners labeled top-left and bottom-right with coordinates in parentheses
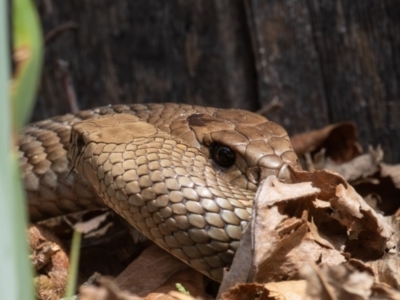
top-left (18, 103), bottom-right (300, 281)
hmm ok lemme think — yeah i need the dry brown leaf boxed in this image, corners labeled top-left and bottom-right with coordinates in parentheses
top-left (308, 218), bottom-right (335, 249)
top-left (29, 225), bottom-right (69, 300)
top-left (221, 168), bottom-right (394, 293)
top-left (333, 184), bottom-right (392, 257)
top-left (220, 281), bottom-right (306, 300)
top-left (291, 122), bottom-right (362, 162)
top-left (256, 176), bottom-right (320, 206)
top-left (80, 245), bottom-right (211, 300)
top-left (294, 124), bottom-right (400, 217)
top-left (114, 245), bottom-right (210, 299)
top-left (73, 210), bottom-right (111, 234)
top-left (221, 173), bottom-right (344, 289)
top-left (220, 283), bottom-right (268, 300)
top-left (316, 146), bottom-right (383, 182)
top-left (80, 276), bottom-right (140, 300)
top-left (301, 263), bottom-right (375, 300)
top-left (221, 263), bottom-right (400, 300)
top-left (292, 169), bottom-right (393, 256)
top-left (251, 182), bottom-right (347, 283)
top-left (263, 280), bottom-right (306, 299)
top-left (380, 163), bottom-right (400, 189)
top-left (363, 216), bottom-right (400, 290)
top-left (114, 245), bottom-right (186, 295)
top-left (300, 263), bottom-right (400, 300)
top-left (370, 282), bottom-right (400, 300)
top-left (144, 268), bottom-right (211, 300)
top-left (366, 253), bottom-right (400, 291)
top-left (39, 209), bottom-right (147, 284)
top-left (353, 162), bottom-right (400, 215)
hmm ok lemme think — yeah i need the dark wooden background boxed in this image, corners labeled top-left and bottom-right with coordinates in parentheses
top-left (32, 0), bottom-right (400, 163)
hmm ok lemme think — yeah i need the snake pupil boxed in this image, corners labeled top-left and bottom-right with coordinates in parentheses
top-left (210, 143), bottom-right (236, 168)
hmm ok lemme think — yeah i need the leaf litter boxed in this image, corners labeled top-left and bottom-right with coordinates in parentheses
top-left (31, 121), bottom-right (400, 299)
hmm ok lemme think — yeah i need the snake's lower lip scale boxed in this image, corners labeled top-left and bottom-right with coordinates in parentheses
top-left (18, 103), bottom-right (300, 282)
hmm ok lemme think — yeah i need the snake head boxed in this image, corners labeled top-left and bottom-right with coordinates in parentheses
top-left (65, 107), bottom-right (301, 282)
top-left (186, 110), bottom-right (300, 191)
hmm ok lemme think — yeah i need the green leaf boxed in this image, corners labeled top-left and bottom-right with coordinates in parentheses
top-left (176, 283), bottom-right (190, 295)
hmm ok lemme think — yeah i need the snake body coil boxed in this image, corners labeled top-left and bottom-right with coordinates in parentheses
top-left (18, 103), bottom-right (299, 281)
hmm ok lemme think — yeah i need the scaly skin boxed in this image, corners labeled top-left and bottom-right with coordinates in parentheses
top-left (18, 103), bottom-right (300, 281)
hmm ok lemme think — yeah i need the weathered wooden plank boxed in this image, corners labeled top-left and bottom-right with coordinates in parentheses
top-left (33, 0), bottom-right (258, 120)
top-left (306, 0), bottom-right (400, 162)
top-left (244, 0), bottom-right (400, 162)
top-left (32, 0), bottom-right (400, 162)
top-left (243, 0), bottom-right (329, 133)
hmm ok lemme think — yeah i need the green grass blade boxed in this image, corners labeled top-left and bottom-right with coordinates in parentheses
top-left (0, 0), bottom-right (35, 298)
top-left (0, 0), bottom-right (44, 298)
top-left (11, 0), bottom-right (43, 131)
top-left (65, 230), bottom-right (82, 298)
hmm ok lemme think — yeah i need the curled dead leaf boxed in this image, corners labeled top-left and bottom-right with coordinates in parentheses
top-left (316, 146), bottom-right (383, 182)
top-left (222, 168), bottom-right (394, 292)
top-left (291, 122), bottom-right (362, 162)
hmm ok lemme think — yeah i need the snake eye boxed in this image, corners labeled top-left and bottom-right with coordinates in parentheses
top-left (76, 135), bottom-right (85, 152)
top-left (210, 143), bottom-right (236, 168)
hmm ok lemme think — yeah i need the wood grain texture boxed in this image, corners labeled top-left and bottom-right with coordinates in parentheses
top-left (34, 0), bottom-right (257, 119)
top-left (32, 0), bottom-right (400, 162)
top-left (243, 0), bottom-right (329, 132)
top-left (244, 0), bottom-right (400, 162)
top-left (306, 0), bottom-right (400, 163)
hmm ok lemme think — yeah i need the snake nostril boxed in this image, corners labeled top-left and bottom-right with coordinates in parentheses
top-left (76, 135), bottom-right (85, 152)
top-left (210, 143), bottom-right (236, 168)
